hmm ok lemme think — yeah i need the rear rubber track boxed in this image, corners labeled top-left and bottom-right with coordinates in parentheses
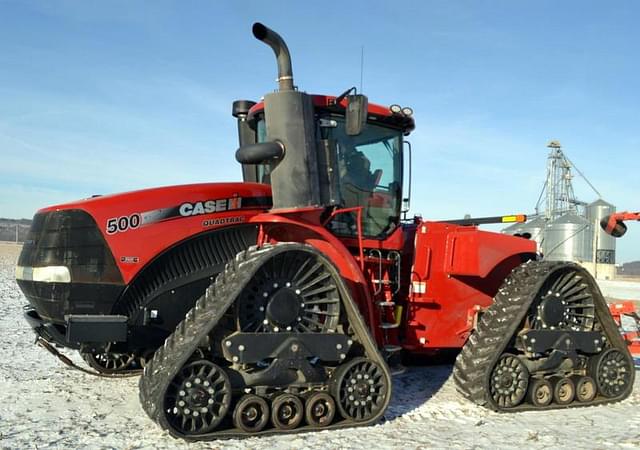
top-left (453, 259), bottom-right (634, 411)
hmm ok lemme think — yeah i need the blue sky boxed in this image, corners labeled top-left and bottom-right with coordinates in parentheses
top-left (0, 1), bottom-right (638, 262)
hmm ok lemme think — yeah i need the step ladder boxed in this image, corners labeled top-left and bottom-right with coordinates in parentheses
top-left (365, 249), bottom-right (405, 371)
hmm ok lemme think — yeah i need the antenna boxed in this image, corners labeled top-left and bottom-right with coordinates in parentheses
top-left (359, 46), bottom-right (364, 93)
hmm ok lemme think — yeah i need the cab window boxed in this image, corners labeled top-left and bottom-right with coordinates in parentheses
top-left (327, 118), bottom-right (403, 238)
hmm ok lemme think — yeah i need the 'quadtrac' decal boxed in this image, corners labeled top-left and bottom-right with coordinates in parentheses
top-left (202, 216), bottom-right (246, 228)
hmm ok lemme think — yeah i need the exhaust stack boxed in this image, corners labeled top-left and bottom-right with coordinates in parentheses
top-left (252, 23), bottom-right (294, 91)
top-left (237, 23), bottom-right (321, 210)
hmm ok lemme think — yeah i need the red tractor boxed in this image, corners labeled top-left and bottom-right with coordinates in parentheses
top-left (601, 210), bottom-right (640, 365)
top-left (608, 302), bottom-right (640, 366)
top-left (16, 24), bottom-right (633, 440)
top-left (601, 211), bottom-right (640, 238)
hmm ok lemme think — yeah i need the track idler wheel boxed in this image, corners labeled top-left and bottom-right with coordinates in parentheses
top-left (489, 354), bottom-right (529, 408)
top-left (592, 348), bottom-right (633, 398)
top-left (271, 394), bottom-right (303, 430)
top-left (233, 394), bottom-right (270, 433)
top-left (552, 377), bottom-right (575, 405)
top-left (527, 378), bottom-right (552, 407)
top-left (82, 349), bottom-right (136, 373)
top-left (305, 392), bottom-right (336, 427)
top-left (165, 360), bottom-right (231, 435)
top-left (332, 357), bottom-right (389, 422)
top-left (573, 375), bottom-right (597, 403)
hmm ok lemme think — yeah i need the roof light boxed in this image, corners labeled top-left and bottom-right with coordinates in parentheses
top-left (389, 104), bottom-right (402, 114)
top-left (401, 107), bottom-right (414, 117)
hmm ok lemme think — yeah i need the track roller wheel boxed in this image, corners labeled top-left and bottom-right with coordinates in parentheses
top-left (165, 360), bottom-right (231, 435)
top-left (271, 394), bottom-right (303, 430)
top-left (573, 375), bottom-right (597, 403)
top-left (332, 357), bottom-right (388, 422)
top-left (527, 378), bottom-right (552, 407)
top-left (552, 377), bottom-right (575, 405)
top-left (489, 354), bottom-right (529, 408)
top-left (592, 348), bottom-right (633, 398)
top-left (233, 394), bottom-right (269, 433)
top-left (305, 392), bottom-right (336, 427)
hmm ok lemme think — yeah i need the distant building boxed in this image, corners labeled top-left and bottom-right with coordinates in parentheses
top-left (503, 142), bottom-right (616, 280)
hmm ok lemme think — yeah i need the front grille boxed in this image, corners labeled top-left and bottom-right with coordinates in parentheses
top-left (17, 209), bottom-right (124, 323)
top-left (19, 210), bottom-right (123, 283)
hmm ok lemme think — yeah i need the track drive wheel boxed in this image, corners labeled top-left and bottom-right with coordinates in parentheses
top-left (305, 392), bottom-right (336, 427)
top-left (332, 357), bottom-right (389, 422)
top-left (530, 266), bottom-right (596, 332)
top-left (233, 394), bottom-right (270, 433)
top-left (489, 354), bottom-right (529, 408)
top-left (271, 394), bottom-right (303, 430)
top-left (527, 378), bottom-right (553, 407)
top-left (552, 377), bottom-right (575, 405)
top-left (235, 248), bottom-right (341, 333)
top-left (592, 348), bottom-right (633, 398)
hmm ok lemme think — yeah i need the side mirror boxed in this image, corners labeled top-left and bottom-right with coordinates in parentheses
top-left (346, 94), bottom-right (368, 136)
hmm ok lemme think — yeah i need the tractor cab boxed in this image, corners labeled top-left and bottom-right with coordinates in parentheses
top-left (233, 95), bottom-right (414, 238)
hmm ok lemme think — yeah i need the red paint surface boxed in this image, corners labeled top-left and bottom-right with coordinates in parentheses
top-left (404, 220), bottom-right (536, 350)
top-left (609, 301), bottom-right (640, 356)
top-left (40, 185), bottom-right (539, 352)
top-left (40, 183), bottom-right (271, 283)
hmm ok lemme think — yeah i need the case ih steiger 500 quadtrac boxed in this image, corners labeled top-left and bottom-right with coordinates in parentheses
top-left (16, 24), bottom-right (633, 440)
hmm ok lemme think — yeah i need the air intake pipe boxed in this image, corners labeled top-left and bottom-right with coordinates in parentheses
top-left (252, 22), bottom-right (294, 91)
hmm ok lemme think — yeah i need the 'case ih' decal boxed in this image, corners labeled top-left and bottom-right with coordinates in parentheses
top-left (179, 196), bottom-right (242, 217)
top-left (105, 195), bottom-right (270, 234)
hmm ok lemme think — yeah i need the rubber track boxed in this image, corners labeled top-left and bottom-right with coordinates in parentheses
top-left (138, 242), bottom-right (391, 440)
top-left (453, 259), bottom-right (634, 411)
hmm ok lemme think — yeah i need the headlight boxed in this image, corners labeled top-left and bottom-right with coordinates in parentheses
top-left (16, 266), bottom-right (71, 283)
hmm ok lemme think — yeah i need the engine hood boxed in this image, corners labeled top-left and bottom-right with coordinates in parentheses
top-left (31, 182), bottom-right (272, 284)
top-left (39, 182), bottom-right (272, 216)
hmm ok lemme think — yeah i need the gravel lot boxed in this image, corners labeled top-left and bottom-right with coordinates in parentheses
top-left (1, 242), bottom-right (638, 449)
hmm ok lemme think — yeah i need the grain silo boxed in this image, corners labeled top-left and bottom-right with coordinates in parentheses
top-left (543, 213), bottom-right (592, 262)
top-left (586, 199), bottom-right (616, 263)
top-left (502, 141), bottom-right (617, 279)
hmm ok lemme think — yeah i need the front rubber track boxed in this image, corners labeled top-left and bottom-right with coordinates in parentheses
top-left (453, 259), bottom-right (634, 412)
top-left (138, 242), bottom-right (391, 440)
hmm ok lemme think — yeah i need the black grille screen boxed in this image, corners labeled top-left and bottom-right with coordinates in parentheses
top-left (115, 225), bottom-right (258, 318)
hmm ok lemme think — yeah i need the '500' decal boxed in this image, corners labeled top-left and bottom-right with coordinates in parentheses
top-left (106, 213), bottom-right (141, 234)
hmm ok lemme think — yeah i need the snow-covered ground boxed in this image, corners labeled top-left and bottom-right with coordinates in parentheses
top-left (599, 279), bottom-right (640, 302)
top-left (1, 242), bottom-right (639, 449)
